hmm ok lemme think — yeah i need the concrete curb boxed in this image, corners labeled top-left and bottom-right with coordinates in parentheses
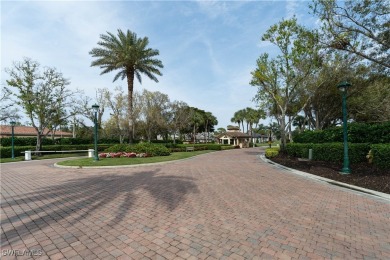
top-left (259, 154), bottom-right (390, 202)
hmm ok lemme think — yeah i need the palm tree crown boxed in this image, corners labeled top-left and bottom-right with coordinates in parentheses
top-left (89, 29), bottom-right (163, 142)
top-left (90, 29), bottom-right (163, 84)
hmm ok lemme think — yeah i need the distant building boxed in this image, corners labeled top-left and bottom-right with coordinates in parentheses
top-left (216, 125), bottom-right (251, 147)
top-left (0, 125), bottom-right (72, 139)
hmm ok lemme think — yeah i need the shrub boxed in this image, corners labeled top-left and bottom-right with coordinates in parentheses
top-left (133, 143), bottom-right (170, 156)
top-left (265, 148), bottom-right (279, 158)
top-left (152, 140), bottom-right (183, 145)
top-left (286, 143), bottom-right (313, 158)
top-left (170, 144), bottom-right (223, 152)
top-left (56, 138), bottom-right (93, 145)
top-left (104, 143), bottom-right (170, 156)
top-left (371, 144), bottom-right (390, 169)
top-left (0, 137), bottom-right (54, 146)
top-left (0, 146), bottom-right (35, 158)
top-left (202, 144), bottom-right (222, 150)
top-left (104, 144), bottom-right (130, 153)
top-left (286, 143), bottom-right (370, 163)
top-left (221, 145), bottom-right (236, 150)
top-left (0, 144), bottom-right (110, 158)
top-left (293, 122), bottom-right (390, 144)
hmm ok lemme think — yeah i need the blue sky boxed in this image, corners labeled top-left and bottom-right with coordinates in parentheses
top-left (1, 0), bottom-right (317, 129)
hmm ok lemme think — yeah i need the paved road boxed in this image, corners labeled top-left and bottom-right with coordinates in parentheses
top-left (1, 148), bottom-right (389, 260)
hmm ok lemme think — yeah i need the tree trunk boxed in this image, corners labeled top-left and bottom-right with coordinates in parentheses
top-left (148, 125), bottom-right (151, 143)
top-left (36, 132), bottom-right (43, 156)
top-left (193, 124), bottom-right (196, 143)
top-left (204, 120), bottom-right (208, 143)
top-left (126, 68), bottom-right (135, 143)
top-left (279, 114), bottom-right (287, 152)
top-left (315, 110), bottom-right (320, 130)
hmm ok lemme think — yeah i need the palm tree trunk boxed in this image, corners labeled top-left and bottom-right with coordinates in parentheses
top-left (127, 68), bottom-right (135, 143)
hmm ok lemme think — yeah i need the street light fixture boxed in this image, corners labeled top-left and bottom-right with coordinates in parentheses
top-left (10, 121), bottom-right (16, 159)
top-left (92, 104), bottom-right (99, 161)
top-left (337, 81), bottom-right (351, 174)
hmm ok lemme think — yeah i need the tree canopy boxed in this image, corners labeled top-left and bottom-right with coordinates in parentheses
top-left (311, 0), bottom-right (390, 70)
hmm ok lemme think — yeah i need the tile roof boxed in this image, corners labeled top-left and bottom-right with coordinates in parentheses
top-left (0, 125), bottom-right (72, 137)
top-left (217, 132), bottom-right (251, 138)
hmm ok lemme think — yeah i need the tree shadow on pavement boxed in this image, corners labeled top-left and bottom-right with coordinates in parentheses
top-left (0, 169), bottom-right (198, 246)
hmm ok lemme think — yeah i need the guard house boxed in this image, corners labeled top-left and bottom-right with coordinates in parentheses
top-left (217, 125), bottom-right (251, 148)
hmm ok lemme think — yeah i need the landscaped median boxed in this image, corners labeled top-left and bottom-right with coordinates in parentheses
top-left (56, 142), bottom-right (233, 167)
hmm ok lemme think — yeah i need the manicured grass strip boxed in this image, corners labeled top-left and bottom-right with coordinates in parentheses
top-left (0, 153), bottom-right (87, 163)
top-left (56, 150), bottom-right (214, 167)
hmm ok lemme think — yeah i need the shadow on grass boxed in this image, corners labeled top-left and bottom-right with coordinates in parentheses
top-left (0, 169), bottom-right (198, 246)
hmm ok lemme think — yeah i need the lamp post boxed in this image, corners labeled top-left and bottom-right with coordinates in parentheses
top-left (337, 81), bottom-right (351, 174)
top-left (92, 104), bottom-right (99, 161)
top-left (10, 121), bottom-right (16, 159)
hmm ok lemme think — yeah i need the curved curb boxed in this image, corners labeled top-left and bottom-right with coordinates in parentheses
top-left (259, 154), bottom-right (390, 202)
top-left (53, 151), bottom-right (217, 169)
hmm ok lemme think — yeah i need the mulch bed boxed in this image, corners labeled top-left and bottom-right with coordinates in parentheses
top-left (270, 154), bottom-right (390, 194)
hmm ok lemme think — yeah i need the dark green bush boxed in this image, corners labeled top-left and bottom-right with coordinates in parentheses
top-left (172, 144), bottom-right (223, 151)
top-left (204, 144), bottom-right (222, 150)
top-left (371, 144), bottom-right (390, 169)
top-left (56, 138), bottom-right (93, 145)
top-left (0, 137), bottom-right (98, 146)
top-left (294, 122), bottom-right (390, 144)
top-left (152, 140), bottom-right (183, 145)
top-left (286, 143), bottom-right (370, 163)
top-left (0, 137), bottom-right (55, 146)
top-left (104, 144), bottom-right (130, 153)
top-left (286, 143), bottom-right (313, 158)
top-left (221, 145), bottom-right (236, 150)
top-left (1, 146), bottom-right (35, 158)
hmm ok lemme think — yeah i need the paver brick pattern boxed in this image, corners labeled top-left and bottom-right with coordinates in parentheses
top-left (1, 148), bottom-right (389, 259)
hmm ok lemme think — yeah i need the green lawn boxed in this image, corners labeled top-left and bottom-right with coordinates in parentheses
top-left (56, 150), bottom-right (214, 167)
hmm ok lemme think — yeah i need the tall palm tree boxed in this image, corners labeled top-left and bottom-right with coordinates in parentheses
top-left (231, 110), bottom-right (245, 132)
top-left (89, 29), bottom-right (163, 142)
top-left (230, 115), bottom-right (241, 130)
top-left (203, 112), bottom-right (218, 142)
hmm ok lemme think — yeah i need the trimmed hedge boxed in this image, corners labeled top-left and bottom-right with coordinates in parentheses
top-left (286, 143), bottom-right (370, 164)
top-left (104, 143), bottom-right (170, 156)
top-left (221, 145), bottom-right (237, 150)
top-left (0, 137), bottom-right (55, 146)
top-left (371, 144), bottom-right (390, 169)
top-left (1, 145), bottom-right (35, 158)
top-left (0, 144), bottom-right (110, 158)
top-left (0, 137), bottom-right (123, 147)
top-left (293, 122), bottom-right (390, 144)
top-left (169, 144), bottom-right (227, 152)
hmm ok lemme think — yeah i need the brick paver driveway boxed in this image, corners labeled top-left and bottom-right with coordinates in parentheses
top-left (1, 148), bottom-right (389, 259)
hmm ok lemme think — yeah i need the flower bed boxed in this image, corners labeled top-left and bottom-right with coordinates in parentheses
top-left (99, 152), bottom-right (151, 158)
